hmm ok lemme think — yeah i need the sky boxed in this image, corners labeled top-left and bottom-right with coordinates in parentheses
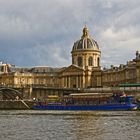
top-left (0, 0), bottom-right (140, 68)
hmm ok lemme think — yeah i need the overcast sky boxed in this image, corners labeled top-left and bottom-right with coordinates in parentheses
top-left (0, 0), bottom-right (140, 68)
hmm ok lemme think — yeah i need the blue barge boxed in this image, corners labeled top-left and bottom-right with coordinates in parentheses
top-left (32, 92), bottom-right (137, 111)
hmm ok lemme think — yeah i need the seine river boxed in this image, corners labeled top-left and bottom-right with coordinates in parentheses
top-left (0, 110), bottom-right (140, 140)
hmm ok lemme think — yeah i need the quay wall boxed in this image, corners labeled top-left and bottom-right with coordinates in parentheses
top-left (0, 86), bottom-right (140, 109)
top-left (0, 100), bottom-right (35, 109)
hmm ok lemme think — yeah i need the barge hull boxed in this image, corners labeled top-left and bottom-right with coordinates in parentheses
top-left (32, 104), bottom-right (137, 111)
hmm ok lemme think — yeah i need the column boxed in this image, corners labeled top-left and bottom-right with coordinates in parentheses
top-left (68, 76), bottom-right (70, 88)
top-left (82, 75), bottom-right (85, 88)
top-left (76, 76), bottom-right (78, 88)
top-left (79, 76), bottom-right (81, 88)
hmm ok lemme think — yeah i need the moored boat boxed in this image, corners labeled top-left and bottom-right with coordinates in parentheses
top-left (32, 92), bottom-right (137, 111)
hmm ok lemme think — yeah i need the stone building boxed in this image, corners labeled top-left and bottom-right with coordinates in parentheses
top-left (0, 26), bottom-right (140, 89)
top-left (59, 26), bottom-right (102, 88)
top-left (102, 51), bottom-right (140, 87)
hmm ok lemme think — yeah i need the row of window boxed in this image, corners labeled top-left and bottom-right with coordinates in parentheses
top-left (103, 71), bottom-right (136, 82)
top-left (73, 57), bottom-right (100, 67)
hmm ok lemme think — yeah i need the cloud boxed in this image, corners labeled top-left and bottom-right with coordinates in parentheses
top-left (0, 0), bottom-right (140, 68)
top-left (29, 42), bottom-right (71, 67)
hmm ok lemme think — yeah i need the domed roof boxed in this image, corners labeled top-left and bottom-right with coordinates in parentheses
top-left (72, 26), bottom-right (99, 51)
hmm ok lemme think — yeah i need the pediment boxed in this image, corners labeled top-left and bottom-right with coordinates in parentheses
top-left (60, 65), bottom-right (84, 73)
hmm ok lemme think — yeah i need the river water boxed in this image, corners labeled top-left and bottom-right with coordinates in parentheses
top-left (0, 110), bottom-right (140, 140)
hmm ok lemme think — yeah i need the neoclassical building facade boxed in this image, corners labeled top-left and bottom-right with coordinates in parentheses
top-left (102, 52), bottom-right (140, 87)
top-left (59, 26), bottom-right (102, 88)
top-left (0, 26), bottom-right (140, 89)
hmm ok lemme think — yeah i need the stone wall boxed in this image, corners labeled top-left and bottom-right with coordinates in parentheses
top-left (0, 100), bottom-right (35, 109)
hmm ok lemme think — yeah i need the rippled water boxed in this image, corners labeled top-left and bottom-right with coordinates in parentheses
top-left (0, 110), bottom-right (140, 140)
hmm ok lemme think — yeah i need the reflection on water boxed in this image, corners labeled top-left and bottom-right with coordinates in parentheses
top-left (0, 110), bottom-right (140, 140)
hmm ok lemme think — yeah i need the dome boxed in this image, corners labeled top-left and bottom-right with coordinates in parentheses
top-left (72, 26), bottom-right (99, 51)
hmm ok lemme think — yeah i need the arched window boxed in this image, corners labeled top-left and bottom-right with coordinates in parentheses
top-left (88, 57), bottom-right (93, 66)
top-left (97, 57), bottom-right (100, 67)
top-left (77, 57), bottom-right (82, 67)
